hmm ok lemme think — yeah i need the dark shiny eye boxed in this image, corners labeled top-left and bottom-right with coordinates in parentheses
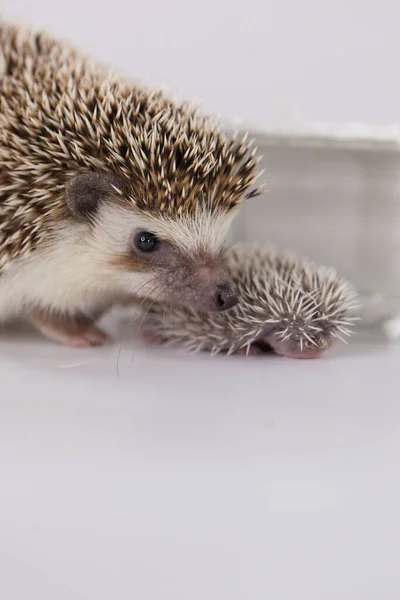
top-left (134, 231), bottom-right (159, 253)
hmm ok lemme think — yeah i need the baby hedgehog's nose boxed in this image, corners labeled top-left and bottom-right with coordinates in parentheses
top-left (213, 282), bottom-right (238, 311)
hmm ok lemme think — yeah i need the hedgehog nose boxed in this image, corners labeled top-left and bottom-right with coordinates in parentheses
top-left (213, 282), bottom-right (238, 311)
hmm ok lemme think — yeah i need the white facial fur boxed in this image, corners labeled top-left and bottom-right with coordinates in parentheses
top-left (0, 201), bottom-right (239, 322)
top-left (87, 199), bottom-right (237, 284)
top-left (92, 201), bottom-right (239, 258)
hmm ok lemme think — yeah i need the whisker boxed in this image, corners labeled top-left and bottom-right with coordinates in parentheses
top-left (128, 284), bottom-right (161, 326)
top-left (116, 345), bottom-right (122, 379)
top-left (136, 287), bottom-right (164, 334)
top-left (133, 276), bottom-right (159, 298)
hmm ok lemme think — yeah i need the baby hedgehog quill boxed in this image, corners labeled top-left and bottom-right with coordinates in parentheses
top-left (0, 22), bottom-right (261, 347)
top-left (141, 245), bottom-right (358, 359)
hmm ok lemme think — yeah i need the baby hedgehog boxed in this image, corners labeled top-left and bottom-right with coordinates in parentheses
top-left (141, 244), bottom-right (358, 359)
top-left (0, 22), bottom-right (260, 347)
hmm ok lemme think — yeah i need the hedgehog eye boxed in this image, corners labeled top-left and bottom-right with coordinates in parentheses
top-left (134, 231), bottom-right (159, 253)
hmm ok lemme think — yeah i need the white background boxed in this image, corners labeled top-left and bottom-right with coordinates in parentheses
top-left (2, 0), bottom-right (400, 129)
top-left (1, 4), bottom-right (400, 599)
top-left (1, 318), bottom-right (399, 600)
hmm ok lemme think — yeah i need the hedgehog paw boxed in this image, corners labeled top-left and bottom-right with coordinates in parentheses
top-left (231, 343), bottom-right (266, 356)
top-left (143, 331), bottom-right (163, 345)
top-left (31, 311), bottom-right (108, 347)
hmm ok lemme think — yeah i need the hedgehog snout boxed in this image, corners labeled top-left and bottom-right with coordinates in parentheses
top-left (185, 279), bottom-right (238, 312)
top-left (189, 264), bottom-right (238, 312)
top-left (159, 261), bottom-right (238, 312)
top-left (213, 282), bottom-right (238, 311)
top-left (181, 277), bottom-right (238, 312)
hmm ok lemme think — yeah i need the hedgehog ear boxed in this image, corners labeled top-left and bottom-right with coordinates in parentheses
top-left (66, 172), bottom-right (126, 220)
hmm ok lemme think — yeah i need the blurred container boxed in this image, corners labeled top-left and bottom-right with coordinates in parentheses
top-left (231, 131), bottom-right (400, 319)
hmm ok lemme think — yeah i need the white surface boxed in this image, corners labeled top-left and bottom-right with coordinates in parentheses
top-left (0, 316), bottom-right (399, 600)
top-left (3, 1), bottom-right (400, 130)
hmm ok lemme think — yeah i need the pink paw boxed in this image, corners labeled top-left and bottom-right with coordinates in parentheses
top-left (53, 327), bottom-right (108, 348)
top-left (31, 311), bottom-right (108, 348)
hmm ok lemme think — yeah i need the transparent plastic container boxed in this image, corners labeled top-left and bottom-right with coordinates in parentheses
top-left (231, 132), bottom-right (400, 325)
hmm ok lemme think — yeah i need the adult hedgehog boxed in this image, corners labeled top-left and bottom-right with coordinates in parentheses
top-left (0, 22), bottom-right (260, 346)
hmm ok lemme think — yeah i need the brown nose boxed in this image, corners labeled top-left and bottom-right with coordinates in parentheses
top-left (213, 282), bottom-right (238, 311)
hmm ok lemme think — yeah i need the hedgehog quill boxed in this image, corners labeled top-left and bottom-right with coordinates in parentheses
top-left (0, 23), bottom-right (262, 346)
top-left (142, 245), bottom-right (358, 359)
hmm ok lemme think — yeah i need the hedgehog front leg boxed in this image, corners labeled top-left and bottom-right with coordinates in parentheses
top-left (30, 310), bottom-right (108, 347)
